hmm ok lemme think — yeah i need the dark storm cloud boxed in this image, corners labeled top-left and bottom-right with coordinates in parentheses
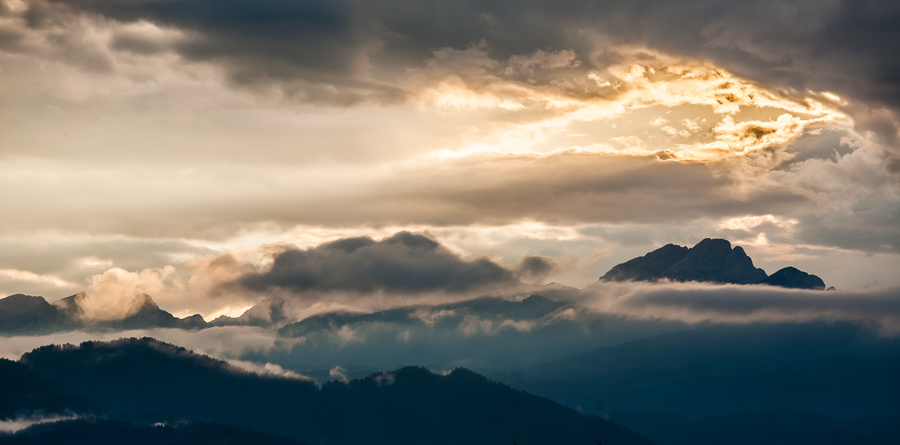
top-left (21, 0), bottom-right (900, 111)
top-left (240, 231), bottom-right (515, 294)
top-left (26, 0), bottom-right (404, 103)
top-left (887, 157), bottom-right (900, 175)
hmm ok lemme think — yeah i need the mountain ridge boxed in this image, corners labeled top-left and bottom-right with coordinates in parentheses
top-left (600, 238), bottom-right (826, 289)
top-left (12, 337), bottom-right (653, 445)
top-left (0, 293), bottom-right (207, 335)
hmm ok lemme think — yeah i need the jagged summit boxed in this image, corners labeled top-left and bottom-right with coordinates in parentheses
top-left (761, 266), bottom-right (826, 290)
top-left (600, 238), bottom-right (825, 289)
top-left (599, 243), bottom-right (689, 282)
top-left (0, 292), bottom-right (207, 335)
top-left (0, 294), bottom-right (69, 334)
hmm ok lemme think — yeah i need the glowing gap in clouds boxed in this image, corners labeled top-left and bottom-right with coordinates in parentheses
top-left (416, 48), bottom-right (846, 163)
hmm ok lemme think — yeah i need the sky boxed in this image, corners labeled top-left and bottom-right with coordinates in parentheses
top-left (1, 0), bottom-right (899, 319)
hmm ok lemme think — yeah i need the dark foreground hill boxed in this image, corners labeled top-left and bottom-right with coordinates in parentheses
top-left (8, 337), bottom-right (652, 445)
top-left (0, 419), bottom-right (309, 445)
top-left (599, 238), bottom-right (826, 289)
top-left (0, 358), bottom-right (91, 419)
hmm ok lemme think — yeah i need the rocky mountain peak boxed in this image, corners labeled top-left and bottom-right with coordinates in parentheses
top-left (600, 238), bottom-right (823, 289)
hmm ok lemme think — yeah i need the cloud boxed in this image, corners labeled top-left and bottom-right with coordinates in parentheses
top-left (5, 0), bottom-right (892, 115)
top-left (1, 6), bottom-right (890, 261)
top-left (20, 0), bottom-right (402, 104)
top-left (68, 250), bottom-right (260, 320)
top-left (48, 231), bottom-right (553, 322)
top-left (0, 0), bottom-right (897, 311)
top-left (329, 365), bottom-right (349, 383)
top-left (239, 231), bottom-right (515, 294)
top-left (0, 268), bottom-right (72, 288)
top-left (578, 281), bottom-right (900, 335)
top-left (7, 1), bottom-right (891, 112)
top-left (363, 151), bottom-right (807, 227)
top-left (79, 266), bottom-right (183, 320)
top-left (224, 359), bottom-right (311, 381)
top-left (513, 256), bottom-right (560, 284)
top-left (0, 415), bottom-right (79, 433)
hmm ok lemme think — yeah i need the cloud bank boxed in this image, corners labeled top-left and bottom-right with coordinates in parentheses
top-left (580, 281), bottom-right (900, 335)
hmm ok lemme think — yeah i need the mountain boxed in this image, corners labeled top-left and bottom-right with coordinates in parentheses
top-left (13, 337), bottom-right (653, 445)
top-left (0, 294), bottom-right (72, 335)
top-left (279, 294), bottom-right (566, 339)
top-left (212, 282), bottom-right (582, 329)
top-left (265, 293), bottom-right (690, 373)
top-left (599, 238), bottom-right (825, 288)
top-left (0, 293), bottom-right (207, 335)
top-left (500, 321), bottom-right (900, 419)
top-left (0, 358), bottom-right (92, 419)
top-left (760, 266), bottom-right (826, 290)
top-left (0, 419), bottom-right (310, 445)
top-left (496, 321), bottom-right (900, 445)
top-left (610, 410), bottom-right (900, 445)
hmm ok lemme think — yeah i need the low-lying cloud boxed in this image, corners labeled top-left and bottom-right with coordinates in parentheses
top-left (0, 326), bottom-right (288, 362)
top-left (579, 281), bottom-right (900, 335)
top-left (0, 326), bottom-right (310, 382)
top-left (0, 415), bottom-right (79, 433)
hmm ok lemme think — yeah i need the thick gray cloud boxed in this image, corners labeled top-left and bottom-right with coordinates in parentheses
top-left (17, 0), bottom-right (900, 112)
top-left (513, 256), bottom-right (559, 284)
top-left (24, 0), bottom-right (402, 104)
top-left (240, 231), bottom-right (515, 294)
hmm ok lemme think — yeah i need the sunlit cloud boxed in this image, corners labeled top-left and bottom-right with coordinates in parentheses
top-left (720, 214), bottom-right (799, 231)
top-left (0, 416), bottom-right (79, 433)
top-left (0, 269), bottom-right (73, 288)
top-left (0, 0), bottom-right (896, 311)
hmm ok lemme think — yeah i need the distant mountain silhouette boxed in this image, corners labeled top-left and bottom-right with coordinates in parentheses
top-left (0, 290), bottom-right (694, 375)
top-left (599, 238), bottom-right (825, 289)
top-left (500, 322), bottom-right (900, 419)
top-left (0, 294), bottom-right (73, 335)
top-left (0, 293), bottom-right (207, 335)
top-left (760, 266), bottom-right (826, 290)
top-left (212, 282), bottom-right (581, 329)
top-left (279, 294), bottom-right (566, 338)
top-left (610, 409), bottom-right (900, 445)
top-left (13, 337), bottom-right (652, 445)
top-left (266, 292), bottom-right (694, 373)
